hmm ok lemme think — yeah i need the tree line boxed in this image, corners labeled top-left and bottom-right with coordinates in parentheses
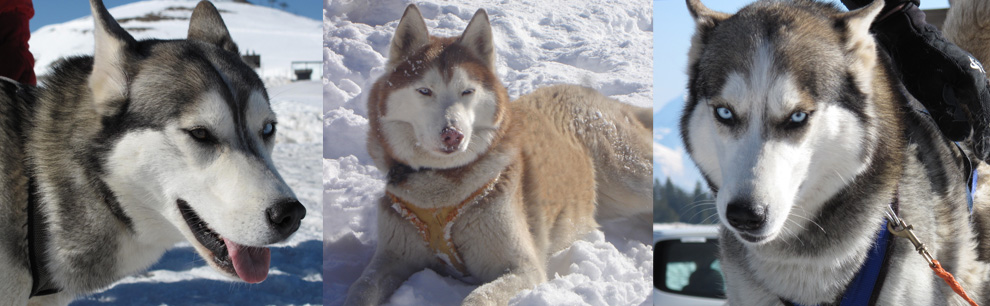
top-left (653, 178), bottom-right (717, 224)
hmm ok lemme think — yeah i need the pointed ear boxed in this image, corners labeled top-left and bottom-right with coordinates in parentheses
top-left (457, 9), bottom-right (495, 70)
top-left (89, 0), bottom-right (136, 116)
top-left (685, 0), bottom-right (730, 70)
top-left (834, 0), bottom-right (883, 51)
top-left (188, 1), bottom-right (239, 54)
top-left (834, 0), bottom-right (883, 91)
top-left (686, 0), bottom-right (730, 33)
top-left (388, 5), bottom-right (430, 68)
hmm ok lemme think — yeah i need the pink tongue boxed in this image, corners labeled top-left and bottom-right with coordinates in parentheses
top-left (223, 238), bottom-right (270, 283)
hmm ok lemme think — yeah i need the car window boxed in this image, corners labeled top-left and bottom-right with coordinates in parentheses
top-left (655, 238), bottom-right (725, 299)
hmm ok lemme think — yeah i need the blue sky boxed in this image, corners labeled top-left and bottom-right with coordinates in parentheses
top-left (30, 0), bottom-right (321, 31)
top-left (652, 0), bottom-right (950, 189)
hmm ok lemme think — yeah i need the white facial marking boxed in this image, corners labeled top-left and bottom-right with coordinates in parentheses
top-left (688, 44), bottom-right (869, 245)
top-left (103, 90), bottom-right (297, 271)
top-left (381, 66), bottom-right (499, 169)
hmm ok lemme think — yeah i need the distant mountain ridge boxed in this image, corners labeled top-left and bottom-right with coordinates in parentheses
top-left (29, 0), bottom-right (321, 81)
top-left (654, 94), bottom-right (706, 190)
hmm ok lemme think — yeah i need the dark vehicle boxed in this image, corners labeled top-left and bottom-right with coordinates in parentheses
top-left (654, 224), bottom-right (726, 305)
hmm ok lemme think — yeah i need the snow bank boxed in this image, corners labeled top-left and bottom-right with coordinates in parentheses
top-left (30, 0), bottom-right (322, 81)
top-left (323, 0), bottom-right (654, 305)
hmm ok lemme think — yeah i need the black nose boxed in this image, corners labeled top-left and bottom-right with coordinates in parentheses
top-left (267, 199), bottom-right (306, 236)
top-left (725, 199), bottom-right (767, 231)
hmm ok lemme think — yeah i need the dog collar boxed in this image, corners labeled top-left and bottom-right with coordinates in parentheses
top-left (783, 193), bottom-right (898, 306)
top-left (27, 177), bottom-right (61, 297)
top-left (386, 174), bottom-right (500, 276)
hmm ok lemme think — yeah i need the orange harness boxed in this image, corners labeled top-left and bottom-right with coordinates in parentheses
top-left (387, 176), bottom-right (499, 276)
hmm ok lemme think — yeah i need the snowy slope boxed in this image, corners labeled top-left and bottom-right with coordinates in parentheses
top-left (29, 0), bottom-right (322, 80)
top-left (23, 1), bottom-right (324, 304)
top-left (323, 0), bottom-right (654, 305)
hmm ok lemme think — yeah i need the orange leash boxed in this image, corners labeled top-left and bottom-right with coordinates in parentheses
top-left (887, 206), bottom-right (980, 306)
top-left (929, 260), bottom-right (979, 306)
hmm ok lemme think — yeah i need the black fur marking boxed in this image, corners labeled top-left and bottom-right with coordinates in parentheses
top-left (388, 163), bottom-right (418, 185)
top-left (27, 178), bottom-right (60, 297)
top-left (93, 176), bottom-right (134, 229)
top-left (905, 110), bottom-right (953, 196)
top-left (836, 72), bottom-right (869, 123)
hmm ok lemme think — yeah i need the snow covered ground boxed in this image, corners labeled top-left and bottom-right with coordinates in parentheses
top-left (323, 0), bottom-right (654, 305)
top-left (30, 0), bottom-right (322, 81)
top-left (25, 1), bottom-right (323, 304)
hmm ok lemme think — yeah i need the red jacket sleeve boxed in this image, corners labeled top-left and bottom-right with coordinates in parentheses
top-left (0, 0), bottom-right (34, 19)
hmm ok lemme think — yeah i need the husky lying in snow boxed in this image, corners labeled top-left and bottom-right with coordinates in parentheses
top-left (344, 5), bottom-right (653, 305)
top-left (681, 0), bottom-right (990, 305)
top-left (0, 0), bottom-right (305, 304)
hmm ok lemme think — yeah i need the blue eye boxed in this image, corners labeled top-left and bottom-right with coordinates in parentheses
top-left (790, 112), bottom-right (807, 123)
top-left (462, 89), bottom-right (475, 96)
top-left (262, 122), bottom-right (275, 137)
top-left (716, 107), bottom-right (733, 120)
top-left (417, 88), bottom-right (432, 96)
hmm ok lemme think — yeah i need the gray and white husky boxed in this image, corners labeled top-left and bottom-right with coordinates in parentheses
top-left (0, 1), bottom-right (305, 304)
top-left (682, 0), bottom-right (990, 304)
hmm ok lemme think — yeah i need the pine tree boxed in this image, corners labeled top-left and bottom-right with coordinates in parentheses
top-left (653, 178), bottom-right (715, 224)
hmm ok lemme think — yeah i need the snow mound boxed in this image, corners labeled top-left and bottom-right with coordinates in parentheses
top-left (323, 0), bottom-right (653, 305)
top-left (386, 270), bottom-right (476, 306)
top-left (30, 0), bottom-right (321, 81)
top-left (513, 231), bottom-right (654, 305)
top-left (324, 0), bottom-right (652, 110)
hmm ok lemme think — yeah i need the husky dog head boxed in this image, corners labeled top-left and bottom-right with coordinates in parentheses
top-left (681, 0), bottom-right (889, 245)
top-left (367, 5), bottom-right (509, 170)
top-left (85, 0), bottom-right (304, 283)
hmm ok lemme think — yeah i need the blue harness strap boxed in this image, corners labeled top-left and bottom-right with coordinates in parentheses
top-left (784, 219), bottom-right (893, 306)
top-left (780, 108), bottom-right (979, 305)
top-left (784, 154), bottom-right (976, 306)
top-left (837, 219), bottom-right (892, 306)
top-left (954, 141), bottom-right (978, 212)
top-left (969, 166), bottom-right (978, 212)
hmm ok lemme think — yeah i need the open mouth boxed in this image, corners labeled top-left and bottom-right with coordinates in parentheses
top-left (177, 199), bottom-right (271, 283)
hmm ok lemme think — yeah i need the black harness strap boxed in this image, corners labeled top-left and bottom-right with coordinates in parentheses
top-left (27, 178), bottom-right (60, 297)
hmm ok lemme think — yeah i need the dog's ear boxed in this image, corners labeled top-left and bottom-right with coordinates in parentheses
top-left (88, 0), bottom-right (137, 116)
top-left (388, 5), bottom-right (430, 68)
top-left (188, 1), bottom-right (239, 54)
top-left (834, 0), bottom-right (883, 91)
top-left (834, 0), bottom-right (884, 40)
top-left (457, 9), bottom-right (495, 71)
top-left (686, 0), bottom-right (730, 33)
top-left (834, 0), bottom-right (882, 52)
top-left (685, 0), bottom-right (730, 73)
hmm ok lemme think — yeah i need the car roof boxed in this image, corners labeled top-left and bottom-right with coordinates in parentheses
top-left (653, 223), bottom-right (719, 243)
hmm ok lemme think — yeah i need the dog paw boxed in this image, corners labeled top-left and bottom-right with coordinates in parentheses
top-left (461, 292), bottom-right (499, 306)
